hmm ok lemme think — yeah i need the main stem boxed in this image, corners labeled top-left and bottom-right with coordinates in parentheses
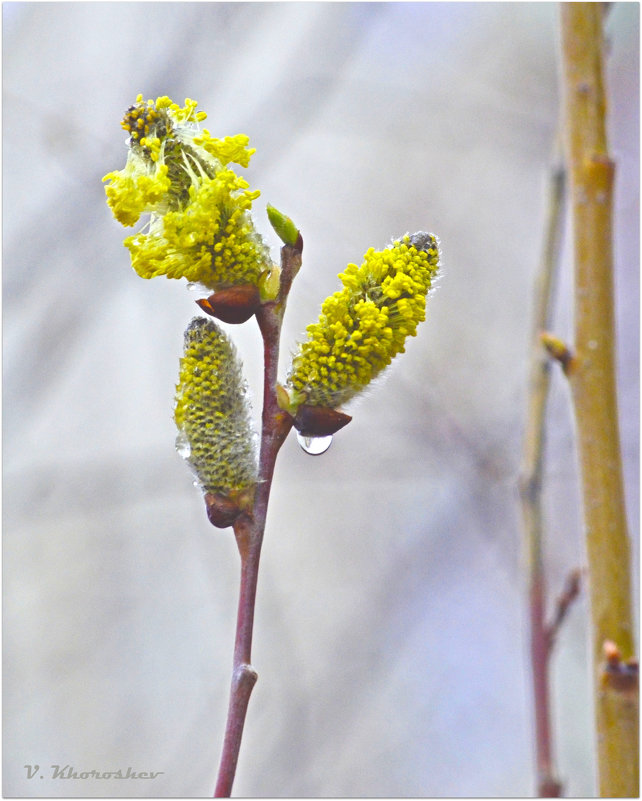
top-left (214, 243), bottom-right (300, 797)
top-left (559, 4), bottom-right (638, 795)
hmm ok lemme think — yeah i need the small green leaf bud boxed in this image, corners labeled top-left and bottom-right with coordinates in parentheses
top-left (275, 384), bottom-right (307, 416)
top-left (175, 318), bottom-right (257, 507)
top-left (258, 265), bottom-right (281, 301)
top-left (266, 203), bottom-right (300, 247)
top-left (275, 383), bottom-right (294, 414)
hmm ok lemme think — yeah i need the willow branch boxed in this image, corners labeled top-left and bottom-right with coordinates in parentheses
top-left (546, 568), bottom-right (582, 650)
top-left (559, 4), bottom-right (638, 795)
top-left (519, 139), bottom-right (566, 798)
top-left (214, 241), bottom-right (300, 797)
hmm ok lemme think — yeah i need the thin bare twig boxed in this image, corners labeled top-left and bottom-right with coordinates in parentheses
top-left (546, 568), bottom-right (582, 650)
top-left (519, 138), bottom-right (566, 798)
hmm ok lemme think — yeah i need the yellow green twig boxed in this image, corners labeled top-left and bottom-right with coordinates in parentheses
top-left (559, 4), bottom-right (638, 795)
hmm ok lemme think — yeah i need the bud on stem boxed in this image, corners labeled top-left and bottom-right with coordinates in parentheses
top-left (196, 285), bottom-right (262, 324)
top-left (293, 404), bottom-right (352, 437)
top-left (267, 203), bottom-right (300, 247)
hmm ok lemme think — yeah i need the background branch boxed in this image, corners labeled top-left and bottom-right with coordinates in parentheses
top-left (519, 139), bottom-right (566, 798)
top-left (559, 4), bottom-right (638, 795)
top-left (546, 568), bottom-right (582, 650)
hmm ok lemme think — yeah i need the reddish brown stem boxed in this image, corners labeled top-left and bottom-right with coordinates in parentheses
top-left (530, 572), bottom-right (562, 797)
top-left (546, 568), bottom-right (582, 650)
top-left (213, 243), bottom-right (301, 797)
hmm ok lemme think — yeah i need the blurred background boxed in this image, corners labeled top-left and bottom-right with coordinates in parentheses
top-left (3, 2), bottom-right (638, 797)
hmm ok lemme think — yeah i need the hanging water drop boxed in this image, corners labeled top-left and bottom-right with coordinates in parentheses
top-left (296, 432), bottom-right (333, 455)
top-left (175, 432), bottom-right (191, 459)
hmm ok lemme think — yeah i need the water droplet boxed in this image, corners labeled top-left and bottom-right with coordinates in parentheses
top-left (296, 432), bottom-right (333, 455)
top-left (588, 339), bottom-right (599, 350)
top-left (176, 432), bottom-right (191, 459)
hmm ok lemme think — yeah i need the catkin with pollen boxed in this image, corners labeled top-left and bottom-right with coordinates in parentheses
top-left (103, 95), bottom-right (270, 290)
top-left (287, 232), bottom-right (440, 410)
top-left (175, 317), bottom-right (257, 495)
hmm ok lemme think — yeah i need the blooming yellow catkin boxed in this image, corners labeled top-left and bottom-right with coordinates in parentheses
top-left (287, 232), bottom-right (440, 410)
top-left (175, 318), bottom-right (257, 496)
top-left (103, 95), bottom-right (270, 289)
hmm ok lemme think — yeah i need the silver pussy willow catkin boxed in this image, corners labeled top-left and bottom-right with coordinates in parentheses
top-left (175, 317), bottom-right (257, 495)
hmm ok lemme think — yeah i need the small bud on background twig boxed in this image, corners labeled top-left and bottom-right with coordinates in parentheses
top-left (540, 331), bottom-right (574, 374)
top-left (602, 640), bottom-right (639, 695)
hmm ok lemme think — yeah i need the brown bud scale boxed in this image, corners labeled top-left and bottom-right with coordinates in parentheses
top-left (293, 404), bottom-right (352, 437)
top-left (204, 492), bottom-right (243, 528)
top-left (196, 284), bottom-right (261, 324)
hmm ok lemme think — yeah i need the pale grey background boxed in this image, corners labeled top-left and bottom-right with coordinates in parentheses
top-left (3, 2), bottom-right (639, 797)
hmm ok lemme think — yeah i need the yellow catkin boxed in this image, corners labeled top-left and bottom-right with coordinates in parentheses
top-left (175, 318), bottom-right (257, 495)
top-left (288, 233), bottom-right (439, 409)
top-left (103, 95), bottom-right (270, 289)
